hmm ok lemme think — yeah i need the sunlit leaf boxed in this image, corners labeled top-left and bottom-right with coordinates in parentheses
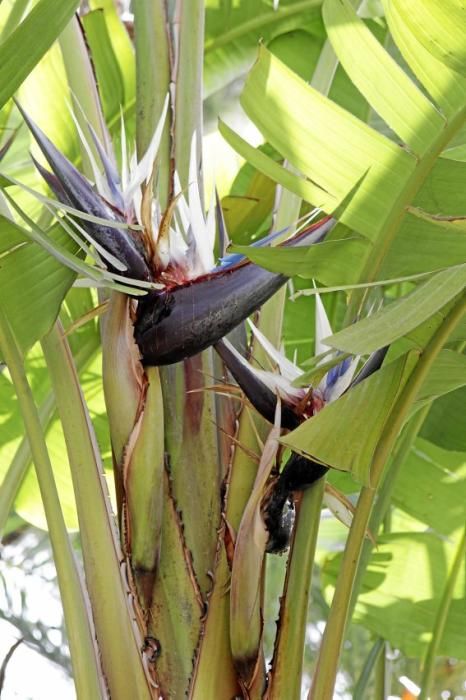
top-left (323, 0), bottom-right (444, 156)
top-left (240, 45), bottom-right (417, 239)
top-left (0, 0), bottom-right (79, 109)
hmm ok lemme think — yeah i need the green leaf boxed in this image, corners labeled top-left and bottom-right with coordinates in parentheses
top-left (82, 10), bottom-right (125, 122)
top-left (326, 265), bottom-right (466, 355)
top-left (281, 353), bottom-right (411, 484)
top-left (88, 0), bottom-right (135, 116)
top-left (392, 437), bottom-right (466, 536)
top-left (219, 119), bottom-right (334, 210)
top-left (0, 0), bottom-right (79, 109)
top-left (204, 0), bottom-right (324, 97)
top-left (239, 45), bottom-right (417, 239)
top-left (414, 349), bottom-right (466, 408)
top-left (323, 0), bottom-right (445, 156)
top-left (0, 291), bottom-right (105, 533)
top-left (380, 211), bottom-right (466, 278)
top-left (231, 234), bottom-right (369, 285)
top-left (421, 387), bottom-right (466, 452)
top-left (415, 157), bottom-right (466, 215)
top-left (223, 143), bottom-right (278, 244)
top-left (0, 217), bottom-right (79, 356)
top-left (15, 345), bottom-right (110, 530)
top-left (390, 0), bottom-right (466, 76)
top-left (323, 532), bottom-right (466, 658)
top-left (383, 0), bottom-right (466, 117)
top-left (268, 28), bottom-right (323, 81)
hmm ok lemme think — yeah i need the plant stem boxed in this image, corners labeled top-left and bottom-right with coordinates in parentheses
top-left (419, 524), bottom-right (466, 700)
top-left (352, 638), bottom-right (385, 700)
top-left (373, 640), bottom-right (387, 699)
top-left (173, 0), bottom-right (205, 189)
top-left (59, 16), bottom-right (110, 160)
top-left (267, 479), bottom-right (325, 700)
top-left (41, 322), bottom-right (153, 700)
top-left (134, 0), bottom-right (172, 208)
top-left (309, 293), bottom-right (466, 699)
top-left (0, 308), bottom-right (104, 699)
top-left (348, 402), bottom-right (432, 615)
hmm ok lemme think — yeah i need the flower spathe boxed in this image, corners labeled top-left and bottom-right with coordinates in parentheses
top-left (19, 101), bottom-right (334, 364)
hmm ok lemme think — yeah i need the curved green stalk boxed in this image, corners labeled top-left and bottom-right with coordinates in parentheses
top-left (41, 322), bottom-right (153, 700)
top-left (0, 308), bottom-right (104, 700)
top-left (419, 524), bottom-right (466, 700)
top-left (373, 642), bottom-right (387, 700)
top-left (309, 293), bottom-right (466, 700)
top-left (353, 638), bottom-right (385, 700)
top-left (347, 402), bottom-right (432, 616)
top-left (268, 479), bottom-right (325, 700)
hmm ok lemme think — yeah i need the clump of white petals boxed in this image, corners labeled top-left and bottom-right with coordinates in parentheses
top-left (74, 94), bottom-right (216, 281)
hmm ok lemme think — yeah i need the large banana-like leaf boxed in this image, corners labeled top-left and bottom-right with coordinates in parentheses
top-left (204, 0), bottom-right (324, 97)
top-left (0, 0), bottom-right (79, 109)
top-left (0, 217), bottom-right (79, 357)
top-left (323, 531), bottom-right (466, 658)
top-left (392, 437), bottom-right (466, 536)
top-left (83, 5), bottom-right (135, 129)
top-left (222, 0), bottom-right (466, 477)
top-left (421, 387), bottom-right (466, 451)
top-left (222, 0), bottom-right (466, 286)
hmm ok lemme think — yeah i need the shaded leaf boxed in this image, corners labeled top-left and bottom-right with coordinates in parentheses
top-left (326, 265), bottom-right (466, 355)
top-left (0, 217), bottom-right (79, 356)
top-left (392, 437), bottom-right (466, 536)
top-left (421, 387), bottom-right (466, 452)
top-left (281, 353), bottom-right (412, 484)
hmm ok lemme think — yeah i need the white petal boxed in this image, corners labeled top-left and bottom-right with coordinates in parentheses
top-left (256, 371), bottom-right (304, 404)
top-left (315, 291), bottom-right (333, 357)
top-left (120, 109), bottom-right (128, 193)
top-left (124, 93), bottom-right (169, 207)
top-left (323, 490), bottom-right (354, 529)
top-left (188, 134), bottom-right (214, 272)
top-left (205, 185), bottom-right (217, 259)
top-left (248, 319), bottom-right (302, 382)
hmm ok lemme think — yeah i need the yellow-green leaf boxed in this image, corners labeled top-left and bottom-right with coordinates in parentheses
top-left (323, 0), bottom-right (445, 156)
top-left (240, 45), bottom-right (416, 239)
